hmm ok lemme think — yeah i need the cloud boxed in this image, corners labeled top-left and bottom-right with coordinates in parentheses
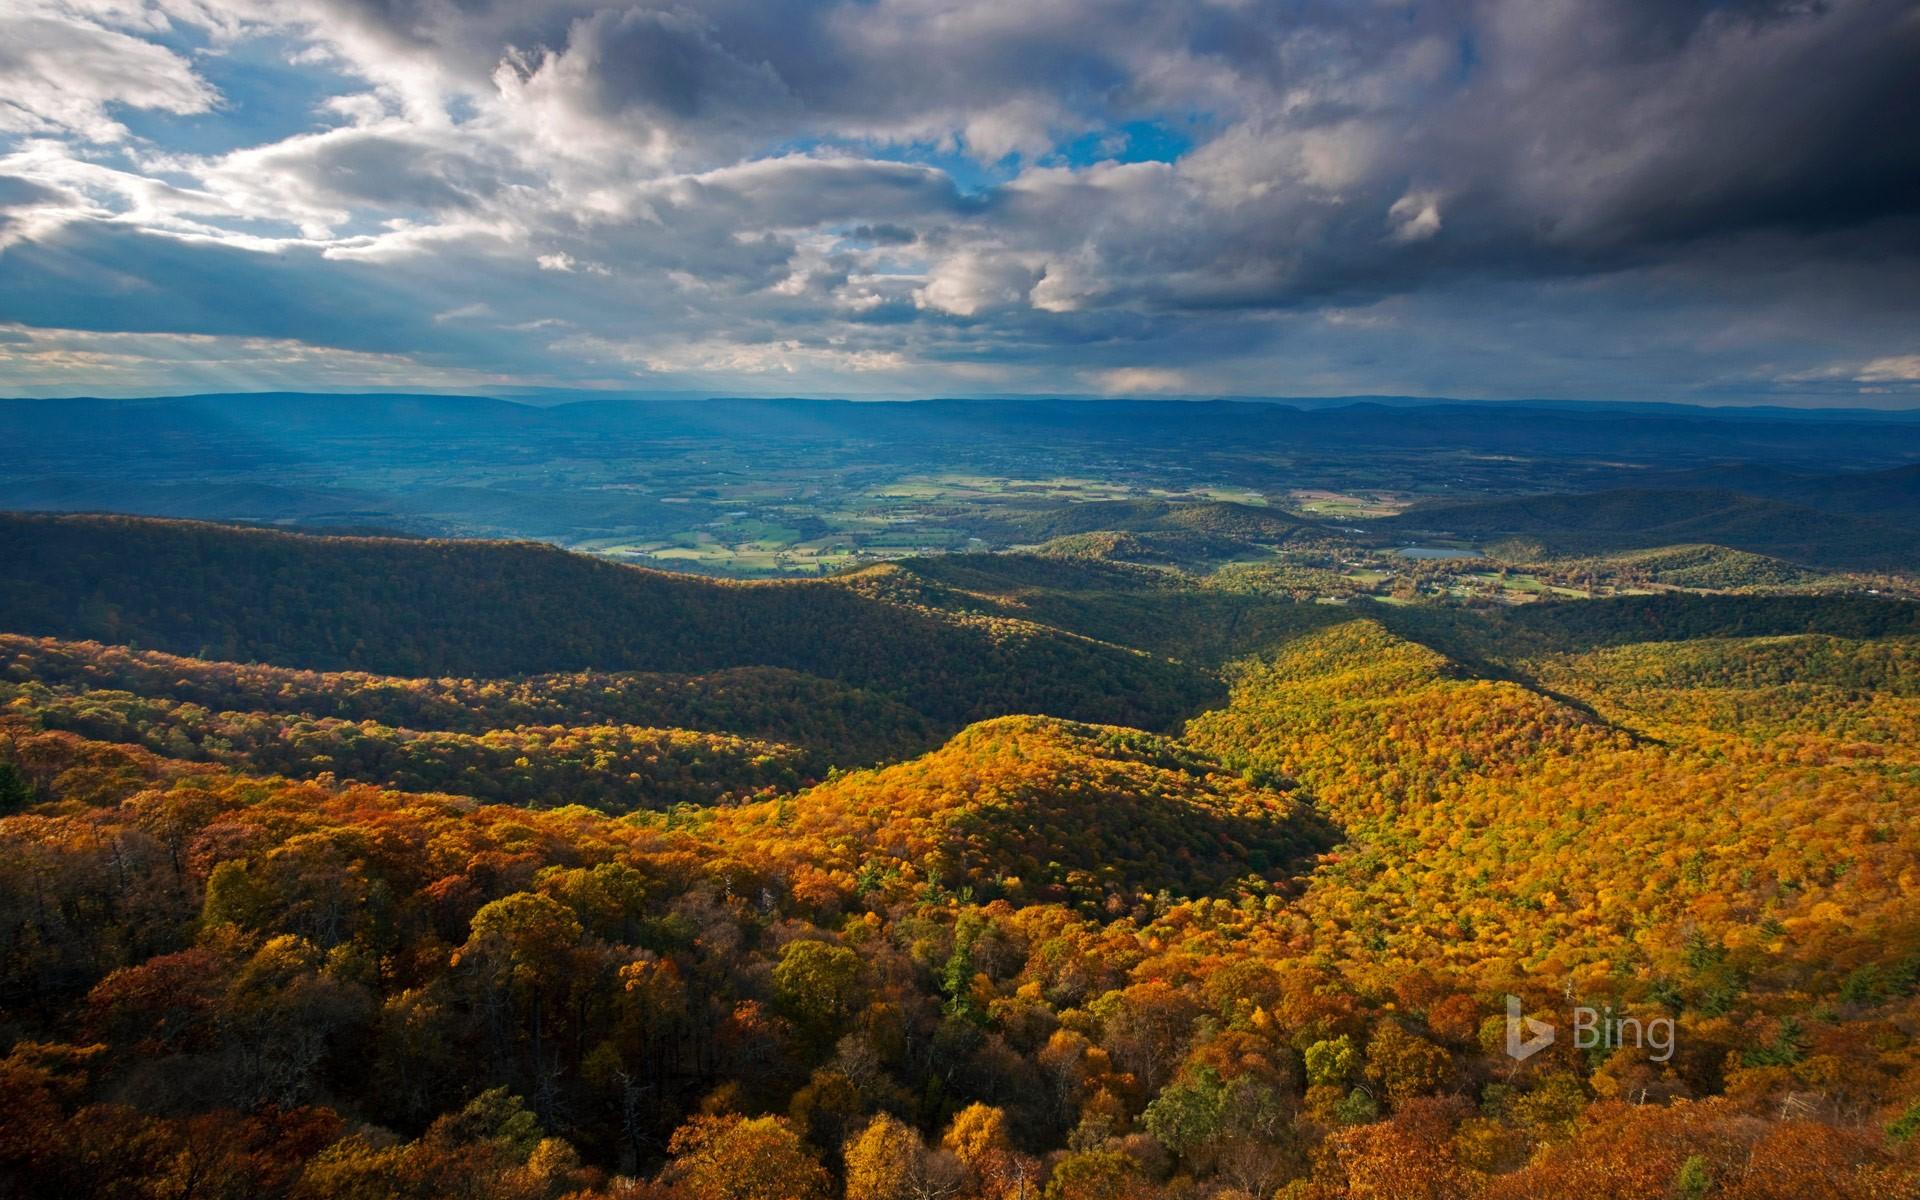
top-left (1386, 191), bottom-right (1442, 244)
top-left (1086, 367), bottom-right (1193, 394)
top-left (1857, 356), bottom-right (1920, 384)
top-left (0, 321), bottom-right (522, 394)
top-left (0, 10), bottom-right (217, 142)
top-left (202, 123), bottom-right (514, 227)
top-left (0, 218), bottom-right (470, 353)
top-left (916, 252), bottom-right (1039, 317)
top-left (557, 8), bottom-right (787, 120)
top-left (0, 0), bottom-right (1913, 400)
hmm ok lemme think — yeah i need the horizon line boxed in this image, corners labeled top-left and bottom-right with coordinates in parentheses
top-left (6, 389), bottom-right (1920, 417)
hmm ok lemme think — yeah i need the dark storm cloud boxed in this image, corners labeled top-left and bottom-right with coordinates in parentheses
top-left (1450, 0), bottom-right (1920, 253)
top-left (969, 0), bottom-right (1920, 312)
top-left (539, 7), bottom-right (792, 123)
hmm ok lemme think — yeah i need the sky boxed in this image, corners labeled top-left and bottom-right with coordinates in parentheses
top-left (0, 0), bottom-right (1916, 404)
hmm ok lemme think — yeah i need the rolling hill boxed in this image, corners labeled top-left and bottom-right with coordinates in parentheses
top-left (706, 715), bottom-right (1336, 911)
top-left (1517, 543), bottom-right (1826, 590)
top-left (1649, 462), bottom-right (1920, 524)
top-left (0, 633), bottom-right (935, 766)
top-left (0, 512), bottom-right (1220, 730)
top-left (1385, 487), bottom-right (1920, 571)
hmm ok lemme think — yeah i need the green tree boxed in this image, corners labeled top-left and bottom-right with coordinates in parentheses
top-left (1142, 1067), bottom-right (1228, 1159)
top-left (772, 940), bottom-right (863, 1038)
top-left (1673, 1154), bottom-right (1712, 1200)
top-left (455, 892), bottom-right (584, 1079)
top-left (1305, 1035), bottom-right (1359, 1088)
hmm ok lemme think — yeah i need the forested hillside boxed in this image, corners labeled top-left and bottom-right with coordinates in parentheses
top-left (1652, 463), bottom-right (1920, 525)
top-left (1386, 488), bottom-right (1920, 571)
top-left (1, 520), bottom-right (1918, 1199)
top-left (702, 717), bottom-right (1336, 913)
top-left (0, 514), bottom-right (1218, 730)
top-left (0, 635), bottom-right (936, 768)
top-left (1512, 544), bottom-right (1826, 591)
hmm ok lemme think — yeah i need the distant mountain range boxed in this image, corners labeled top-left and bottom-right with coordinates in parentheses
top-left (5, 392), bottom-right (1920, 459)
top-left (6, 392), bottom-right (1920, 572)
top-left (1387, 486), bottom-right (1920, 571)
top-left (18, 389), bottom-right (1920, 419)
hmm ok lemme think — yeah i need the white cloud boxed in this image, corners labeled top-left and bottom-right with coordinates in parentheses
top-left (915, 252), bottom-right (1041, 317)
top-left (1030, 252), bottom-right (1103, 313)
top-left (1386, 190), bottom-right (1442, 243)
top-left (0, 10), bottom-right (217, 143)
top-left (1857, 355), bottom-right (1920, 383)
top-left (560, 333), bottom-right (908, 377)
top-left (1085, 367), bottom-right (1195, 394)
top-left (961, 98), bottom-right (1060, 162)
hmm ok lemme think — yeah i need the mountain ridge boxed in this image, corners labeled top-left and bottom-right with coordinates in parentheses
top-left (0, 511), bottom-right (1221, 730)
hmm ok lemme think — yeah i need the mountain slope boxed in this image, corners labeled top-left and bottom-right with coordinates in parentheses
top-left (706, 715), bottom-right (1335, 911)
top-left (1187, 618), bottom-right (1920, 993)
top-left (1385, 487), bottom-right (1920, 570)
top-left (0, 633), bottom-right (935, 766)
top-left (841, 555), bottom-right (1352, 664)
top-left (3, 538), bottom-right (1920, 1195)
top-left (0, 513), bottom-right (1219, 729)
top-left (1652, 463), bottom-right (1920, 524)
top-left (1522, 543), bottom-right (1827, 590)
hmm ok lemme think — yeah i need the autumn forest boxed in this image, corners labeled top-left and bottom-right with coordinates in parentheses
top-left (0, 495), bottom-right (1914, 1200)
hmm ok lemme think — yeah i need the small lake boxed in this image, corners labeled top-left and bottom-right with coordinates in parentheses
top-left (1395, 546), bottom-right (1479, 560)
